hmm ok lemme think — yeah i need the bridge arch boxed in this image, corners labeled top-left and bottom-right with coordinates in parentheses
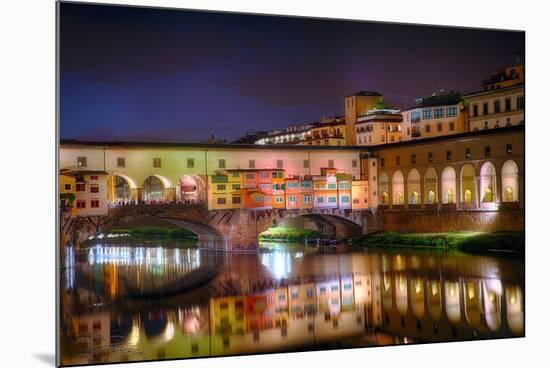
top-left (391, 170), bottom-right (404, 205)
top-left (441, 166), bottom-right (456, 204)
top-left (406, 169), bottom-right (421, 205)
top-left (177, 174), bottom-right (206, 203)
top-left (143, 174), bottom-right (173, 203)
top-left (424, 167), bottom-right (438, 205)
top-left (480, 161), bottom-right (497, 204)
top-left (501, 160), bottom-right (519, 202)
top-left (460, 164), bottom-right (476, 205)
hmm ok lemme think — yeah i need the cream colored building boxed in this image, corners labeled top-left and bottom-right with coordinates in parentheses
top-left (356, 109), bottom-right (403, 146)
top-left (401, 91), bottom-right (467, 142)
top-left (464, 64), bottom-right (524, 132)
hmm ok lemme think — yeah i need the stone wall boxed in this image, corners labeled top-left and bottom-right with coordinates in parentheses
top-left (370, 209), bottom-right (524, 233)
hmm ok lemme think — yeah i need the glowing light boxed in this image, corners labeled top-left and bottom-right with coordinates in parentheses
top-left (431, 282), bottom-right (439, 296)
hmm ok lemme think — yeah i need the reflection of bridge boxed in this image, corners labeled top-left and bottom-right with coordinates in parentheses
top-left (61, 204), bottom-right (368, 252)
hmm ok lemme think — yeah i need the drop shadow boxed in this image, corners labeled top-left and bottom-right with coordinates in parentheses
top-left (34, 353), bottom-right (56, 366)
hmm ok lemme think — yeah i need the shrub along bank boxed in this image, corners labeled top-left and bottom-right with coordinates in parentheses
top-left (259, 226), bottom-right (321, 241)
top-left (110, 226), bottom-right (197, 239)
top-left (354, 231), bottom-right (524, 253)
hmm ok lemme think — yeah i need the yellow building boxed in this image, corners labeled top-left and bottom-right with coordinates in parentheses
top-left (344, 91), bottom-right (384, 145)
top-left (60, 174), bottom-right (76, 214)
top-left (208, 171), bottom-right (244, 210)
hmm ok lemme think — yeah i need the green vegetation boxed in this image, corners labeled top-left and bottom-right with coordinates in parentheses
top-left (259, 226), bottom-right (321, 241)
top-left (354, 231), bottom-right (524, 253)
top-left (60, 192), bottom-right (75, 206)
top-left (109, 226), bottom-right (197, 239)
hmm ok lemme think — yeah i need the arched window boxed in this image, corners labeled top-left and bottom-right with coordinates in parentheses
top-left (392, 170), bottom-right (405, 205)
top-left (505, 187), bottom-right (514, 202)
top-left (480, 162), bottom-right (497, 203)
top-left (445, 188), bottom-right (454, 204)
top-left (396, 192), bottom-right (403, 205)
top-left (464, 189), bottom-right (472, 204)
top-left (441, 166), bottom-right (456, 204)
top-left (483, 187), bottom-right (494, 202)
top-left (381, 192), bottom-right (389, 205)
top-left (410, 191), bottom-right (420, 204)
top-left (502, 160), bottom-right (519, 202)
top-left (427, 190), bottom-right (436, 204)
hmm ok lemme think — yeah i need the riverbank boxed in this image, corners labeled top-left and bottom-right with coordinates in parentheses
top-left (259, 226), bottom-right (321, 241)
top-left (353, 231), bottom-right (524, 254)
top-left (110, 226), bottom-right (197, 239)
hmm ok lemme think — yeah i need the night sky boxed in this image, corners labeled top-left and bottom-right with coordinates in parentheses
top-left (59, 2), bottom-right (524, 142)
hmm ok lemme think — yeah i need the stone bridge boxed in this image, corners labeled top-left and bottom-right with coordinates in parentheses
top-left (60, 204), bottom-right (371, 252)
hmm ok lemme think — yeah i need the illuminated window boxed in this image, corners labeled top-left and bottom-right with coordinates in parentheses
top-left (464, 189), bottom-right (472, 204)
top-left (117, 157), bottom-right (125, 168)
top-left (77, 156), bottom-right (87, 167)
top-left (483, 188), bottom-right (494, 202)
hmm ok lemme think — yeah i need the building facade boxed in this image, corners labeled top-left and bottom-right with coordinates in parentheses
top-left (344, 91), bottom-right (384, 145)
top-left (356, 109), bottom-right (403, 146)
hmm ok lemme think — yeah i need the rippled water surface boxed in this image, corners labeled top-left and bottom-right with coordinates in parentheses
top-left (59, 239), bottom-right (524, 365)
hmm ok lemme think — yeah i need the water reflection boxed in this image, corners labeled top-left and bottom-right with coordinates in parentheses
top-left (59, 241), bottom-right (524, 365)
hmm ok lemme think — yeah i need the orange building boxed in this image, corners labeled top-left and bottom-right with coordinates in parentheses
top-left (271, 169), bottom-right (286, 208)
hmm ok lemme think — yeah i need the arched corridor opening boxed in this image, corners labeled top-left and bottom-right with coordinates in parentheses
top-left (480, 162), bottom-right (497, 203)
top-left (143, 175), bottom-right (172, 203)
top-left (407, 169), bottom-right (421, 205)
top-left (177, 175), bottom-right (205, 203)
top-left (108, 174), bottom-right (138, 205)
top-left (460, 164), bottom-right (476, 205)
top-left (441, 166), bottom-right (456, 204)
top-left (392, 170), bottom-right (404, 205)
top-left (378, 171), bottom-right (389, 205)
top-left (501, 160), bottom-right (519, 202)
top-left (424, 167), bottom-right (438, 205)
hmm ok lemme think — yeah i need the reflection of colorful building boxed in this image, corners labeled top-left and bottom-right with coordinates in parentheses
top-left (210, 296), bottom-right (246, 336)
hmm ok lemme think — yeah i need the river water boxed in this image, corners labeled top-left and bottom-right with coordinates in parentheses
top-left (59, 238), bottom-right (524, 366)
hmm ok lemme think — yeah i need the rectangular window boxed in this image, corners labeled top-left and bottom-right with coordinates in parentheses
top-left (317, 197), bottom-right (324, 203)
top-left (275, 197), bottom-right (283, 203)
top-left (428, 152), bottom-right (433, 162)
top-left (64, 183), bottom-right (71, 191)
top-left (411, 154), bottom-right (416, 164)
top-left (328, 197), bottom-right (337, 203)
top-left (117, 157), bottom-right (125, 168)
top-left (76, 200), bottom-right (86, 209)
top-left (327, 183), bottom-right (337, 189)
top-left (446, 106), bottom-right (457, 117)
top-left (246, 173), bottom-right (255, 179)
top-left (231, 184), bottom-right (240, 190)
top-left (289, 196), bottom-right (296, 203)
top-left (411, 110), bottom-right (421, 122)
top-left (446, 150), bottom-right (452, 161)
top-left (259, 172), bottom-right (269, 179)
top-left (434, 107), bottom-right (444, 118)
top-left (89, 184), bottom-right (99, 193)
top-left (472, 104), bottom-right (479, 117)
top-left (380, 158), bottom-right (385, 167)
top-left (494, 100), bottom-right (501, 113)
top-left (218, 159), bottom-right (226, 169)
top-left (449, 122), bottom-right (455, 131)
top-left (90, 175), bottom-right (98, 180)
top-left (422, 109), bottom-right (433, 119)
top-left (303, 195), bottom-right (311, 203)
top-left (276, 159), bottom-right (283, 169)
top-left (303, 159), bottom-right (310, 168)
top-left (76, 183), bottom-right (85, 192)
top-left (517, 95), bottom-right (525, 109)
top-left (484, 146), bottom-right (491, 157)
top-left (437, 123), bottom-right (442, 132)
top-left (506, 143), bottom-right (513, 154)
top-left (425, 124), bottom-right (431, 133)
top-left (465, 148), bottom-right (471, 159)
top-left (153, 158), bottom-right (161, 168)
top-left (328, 159), bottom-right (334, 168)
top-left (232, 196), bottom-right (241, 204)
top-left (77, 156), bottom-right (87, 167)
top-left (217, 184), bottom-right (226, 190)
top-left (339, 182), bottom-right (350, 189)
top-left (352, 159), bottom-right (357, 168)
top-left (248, 159), bottom-right (255, 169)
top-left (483, 103), bottom-right (489, 115)
top-left (505, 98), bottom-right (511, 112)
top-left (187, 158), bottom-right (194, 168)
top-left (264, 196), bottom-right (270, 202)
top-left (232, 172), bottom-right (239, 178)
top-left (90, 200), bottom-right (100, 208)
top-left (217, 198), bottom-right (226, 205)
top-left (341, 196), bottom-right (350, 203)
top-left (396, 156), bottom-right (400, 165)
